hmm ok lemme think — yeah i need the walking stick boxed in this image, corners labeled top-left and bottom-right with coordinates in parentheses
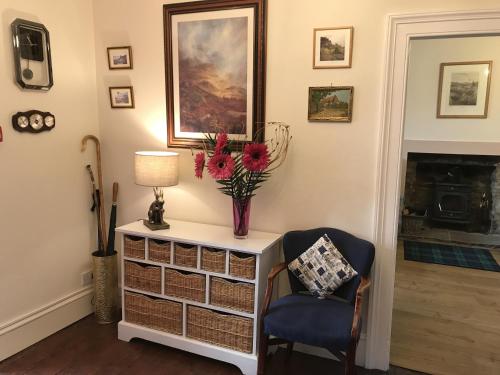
top-left (81, 135), bottom-right (107, 250)
top-left (86, 165), bottom-right (105, 256)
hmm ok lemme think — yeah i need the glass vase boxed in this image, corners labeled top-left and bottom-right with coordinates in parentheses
top-left (232, 197), bottom-right (251, 239)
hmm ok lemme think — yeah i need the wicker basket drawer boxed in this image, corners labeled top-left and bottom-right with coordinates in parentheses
top-left (124, 291), bottom-right (182, 335)
top-left (210, 277), bottom-right (254, 313)
top-left (149, 239), bottom-right (171, 263)
top-left (164, 269), bottom-right (206, 303)
top-left (124, 235), bottom-right (145, 259)
top-left (174, 243), bottom-right (198, 268)
top-left (201, 247), bottom-right (226, 274)
top-left (229, 252), bottom-right (256, 280)
top-left (124, 261), bottom-right (161, 294)
top-left (187, 306), bottom-right (253, 353)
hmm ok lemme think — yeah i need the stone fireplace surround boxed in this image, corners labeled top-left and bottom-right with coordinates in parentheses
top-left (403, 152), bottom-right (500, 234)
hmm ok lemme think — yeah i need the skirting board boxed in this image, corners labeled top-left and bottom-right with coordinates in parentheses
top-left (0, 286), bottom-right (93, 361)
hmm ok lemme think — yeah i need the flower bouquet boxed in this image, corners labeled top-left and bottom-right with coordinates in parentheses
top-left (193, 122), bottom-right (291, 238)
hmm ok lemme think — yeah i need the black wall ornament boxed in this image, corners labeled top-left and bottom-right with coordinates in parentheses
top-left (12, 110), bottom-right (55, 133)
top-left (11, 18), bottom-right (53, 90)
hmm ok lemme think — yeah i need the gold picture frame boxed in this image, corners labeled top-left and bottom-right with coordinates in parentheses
top-left (313, 26), bottom-right (353, 69)
top-left (308, 86), bottom-right (353, 122)
top-left (437, 61), bottom-right (492, 118)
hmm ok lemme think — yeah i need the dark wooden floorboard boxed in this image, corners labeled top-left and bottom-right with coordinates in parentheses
top-left (0, 315), bottom-right (425, 374)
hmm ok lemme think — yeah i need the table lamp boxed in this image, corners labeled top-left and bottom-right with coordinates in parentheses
top-left (134, 151), bottom-right (179, 230)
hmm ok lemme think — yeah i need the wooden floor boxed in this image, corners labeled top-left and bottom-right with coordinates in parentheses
top-left (391, 241), bottom-right (500, 375)
top-left (0, 315), bottom-right (423, 375)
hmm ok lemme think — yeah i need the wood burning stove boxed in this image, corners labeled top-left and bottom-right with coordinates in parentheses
top-left (432, 182), bottom-right (472, 224)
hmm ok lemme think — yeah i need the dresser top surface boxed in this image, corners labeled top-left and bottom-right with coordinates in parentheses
top-left (116, 219), bottom-right (281, 254)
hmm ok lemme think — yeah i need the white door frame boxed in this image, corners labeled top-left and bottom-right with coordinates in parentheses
top-left (364, 9), bottom-right (500, 370)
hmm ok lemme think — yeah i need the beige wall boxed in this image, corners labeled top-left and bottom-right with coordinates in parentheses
top-left (91, 0), bottom-right (500, 364)
top-left (0, 0), bottom-right (98, 332)
top-left (92, 0), bottom-right (500, 241)
top-left (404, 36), bottom-right (500, 142)
top-left (2, 0), bottom-right (500, 366)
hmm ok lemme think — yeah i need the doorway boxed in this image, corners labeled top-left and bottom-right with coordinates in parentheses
top-left (365, 9), bottom-right (500, 373)
top-left (390, 35), bottom-right (500, 374)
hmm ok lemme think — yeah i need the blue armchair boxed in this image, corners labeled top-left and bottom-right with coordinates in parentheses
top-left (258, 228), bottom-right (375, 375)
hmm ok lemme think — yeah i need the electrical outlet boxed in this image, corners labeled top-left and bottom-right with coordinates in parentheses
top-left (81, 270), bottom-right (93, 286)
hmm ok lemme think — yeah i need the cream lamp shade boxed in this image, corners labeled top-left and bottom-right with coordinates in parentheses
top-left (134, 151), bottom-right (179, 187)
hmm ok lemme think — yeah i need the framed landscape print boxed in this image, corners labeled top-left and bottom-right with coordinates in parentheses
top-left (308, 86), bottom-right (353, 122)
top-left (437, 61), bottom-right (492, 118)
top-left (313, 26), bottom-right (353, 69)
top-left (163, 0), bottom-right (267, 149)
top-left (107, 46), bottom-right (133, 69)
top-left (109, 86), bottom-right (134, 108)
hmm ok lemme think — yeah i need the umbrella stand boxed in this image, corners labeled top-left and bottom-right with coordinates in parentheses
top-left (92, 252), bottom-right (118, 324)
top-left (91, 181), bottom-right (119, 324)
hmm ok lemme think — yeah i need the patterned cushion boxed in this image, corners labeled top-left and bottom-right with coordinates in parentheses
top-left (288, 234), bottom-right (358, 298)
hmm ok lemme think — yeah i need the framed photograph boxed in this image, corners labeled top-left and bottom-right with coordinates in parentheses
top-left (437, 61), bottom-right (492, 118)
top-left (107, 46), bottom-right (133, 69)
top-left (164, 0), bottom-right (267, 149)
top-left (308, 86), bottom-right (353, 122)
top-left (109, 86), bottom-right (134, 108)
top-left (313, 26), bottom-right (353, 69)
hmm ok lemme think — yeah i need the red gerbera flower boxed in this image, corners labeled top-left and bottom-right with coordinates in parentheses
top-left (194, 152), bottom-right (205, 179)
top-left (207, 153), bottom-right (235, 180)
top-left (242, 143), bottom-right (270, 172)
top-left (214, 132), bottom-right (228, 154)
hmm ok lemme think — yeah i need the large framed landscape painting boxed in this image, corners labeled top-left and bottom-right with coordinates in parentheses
top-left (437, 61), bottom-right (492, 118)
top-left (164, 0), bottom-right (266, 148)
top-left (308, 86), bottom-right (353, 122)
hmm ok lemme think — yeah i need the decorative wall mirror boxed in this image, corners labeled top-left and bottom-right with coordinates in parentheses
top-left (11, 18), bottom-right (53, 90)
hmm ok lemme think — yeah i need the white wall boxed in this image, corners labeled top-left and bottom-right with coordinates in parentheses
top-left (1, 0), bottom-right (499, 367)
top-left (0, 0), bottom-right (98, 359)
top-left (93, 0), bottom-right (500, 240)
top-left (401, 36), bottom-right (500, 201)
top-left (404, 36), bottom-right (500, 142)
top-left (91, 0), bottom-right (500, 367)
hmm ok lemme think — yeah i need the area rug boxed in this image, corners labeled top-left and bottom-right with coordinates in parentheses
top-left (404, 241), bottom-right (500, 272)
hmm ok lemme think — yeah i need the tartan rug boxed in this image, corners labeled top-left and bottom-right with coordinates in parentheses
top-left (404, 241), bottom-right (500, 272)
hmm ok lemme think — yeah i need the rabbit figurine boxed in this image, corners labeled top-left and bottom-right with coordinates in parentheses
top-left (148, 187), bottom-right (165, 224)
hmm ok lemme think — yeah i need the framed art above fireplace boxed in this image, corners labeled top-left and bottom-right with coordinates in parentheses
top-left (437, 61), bottom-right (492, 118)
top-left (163, 0), bottom-right (267, 149)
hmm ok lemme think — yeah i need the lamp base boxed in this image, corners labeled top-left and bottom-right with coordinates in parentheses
top-left (143, 219), bottom-right (170, 231)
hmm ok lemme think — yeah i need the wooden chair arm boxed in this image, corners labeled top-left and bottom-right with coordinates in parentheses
top-left (351, 277), bottom-right (371, 340)
top-left (260, 262), bottom-right (287, 317)
top-left (356, 277), bottom-right (371, 296)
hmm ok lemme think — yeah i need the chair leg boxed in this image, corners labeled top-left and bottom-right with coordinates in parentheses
top-left (257, 334), bottom-right (269, 375)
top-left (345, 342), bottom-right (357, 375)
top-left (285, 342), bottom-right (294, 360)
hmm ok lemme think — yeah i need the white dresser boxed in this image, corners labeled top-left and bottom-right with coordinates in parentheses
top-left (116, 219), bottom-right (281, 375)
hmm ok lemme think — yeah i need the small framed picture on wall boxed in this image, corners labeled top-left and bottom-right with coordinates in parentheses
top-left (107, 46), bottom-right (133, 69)
top-left (109, 86), bottom-right (134, 108)
top-left (437, 61), bottom-right (492, 118)
top-left (308, 86), bottom-right (354, 122)
top-left (313, 26), bottom-right (353, 69)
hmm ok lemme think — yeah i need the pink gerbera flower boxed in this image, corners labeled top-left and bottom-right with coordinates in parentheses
top-left (207, 153), bottom-right (235, 180)
top-left (194, 152), bottom-right (205, 179)
top-left (242, 143), bottom-right (270, 172)
top-left (214, 132), bottom-right (228, 154)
